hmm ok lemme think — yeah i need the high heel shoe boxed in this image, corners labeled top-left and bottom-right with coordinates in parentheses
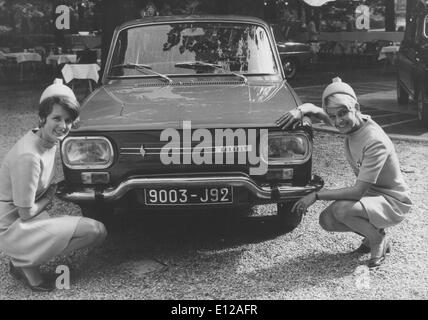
top-left (368, 239), bottom-right (391, 269)
top-left (352, 237), bottom-right (391, 255)
top-left (9, 261), bottom-right (54, 292)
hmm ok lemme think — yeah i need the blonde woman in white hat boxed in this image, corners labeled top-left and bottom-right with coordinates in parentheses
top-left (0, 79), bottom-right (107, 292)
top-left (276, 77), bottom-right (412, 268)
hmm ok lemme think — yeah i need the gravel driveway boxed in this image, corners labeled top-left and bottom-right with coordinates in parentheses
top-left (0, 85), bottom-right (427, 300)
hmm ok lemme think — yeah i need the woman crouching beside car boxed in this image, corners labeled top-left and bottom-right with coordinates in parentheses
top-left (0, 79), bottom-right (107, 292)
top-left (276, 77), bottom-right (412, 269)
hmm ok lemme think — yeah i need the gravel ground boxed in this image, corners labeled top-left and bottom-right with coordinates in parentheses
top-left (0, 85), bottom-right (427, 300)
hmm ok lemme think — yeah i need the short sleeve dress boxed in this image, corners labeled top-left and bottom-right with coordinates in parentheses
top-left (344, 117), bottom-right (412, 229)
top-left (0, 130), bottom-right (81, 267)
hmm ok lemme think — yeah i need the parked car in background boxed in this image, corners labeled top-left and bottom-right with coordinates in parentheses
top-left (396, 0), bottom-right (428, 127)
top-left (57, 15), bottom-right (323, 234)
top-left (276, 40), bottom-right (313, 79)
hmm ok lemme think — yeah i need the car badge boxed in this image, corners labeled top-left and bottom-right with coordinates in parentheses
top-left (140, 145), bottom-right (146, 157)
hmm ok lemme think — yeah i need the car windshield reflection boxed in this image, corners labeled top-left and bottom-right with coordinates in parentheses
top-left (108, 22), bottom-right (279, 78)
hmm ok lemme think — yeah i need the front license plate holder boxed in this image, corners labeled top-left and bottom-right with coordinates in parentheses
top-left (144, 187), bottom-right (233, 205)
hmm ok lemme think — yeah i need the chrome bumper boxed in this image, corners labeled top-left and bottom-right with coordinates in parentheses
top-left (57, 173), bottom-right (324, 203)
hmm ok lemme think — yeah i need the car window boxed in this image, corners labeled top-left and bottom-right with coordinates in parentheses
top-left (108, 22), bottom-right (279, 78)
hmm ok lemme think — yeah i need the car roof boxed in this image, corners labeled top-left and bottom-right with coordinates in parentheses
top-left (117, 15), bottom-right (270, 30)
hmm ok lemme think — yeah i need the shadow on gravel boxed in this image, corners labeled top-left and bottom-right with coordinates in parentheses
top-left (247, 250), bottom-right (363, 292)
top-left (72, 213), bottom-right (289, 266)
top-left (106, 213), bottom-right (285, 247)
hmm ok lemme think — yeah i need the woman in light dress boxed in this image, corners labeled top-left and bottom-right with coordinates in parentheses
top-left (276, 78), bottom-right (412, 268)
top-left (0, 79), bottom-right (107, 291)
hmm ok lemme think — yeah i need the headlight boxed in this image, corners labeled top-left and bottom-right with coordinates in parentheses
top-left (264, 132), bottom-right (311, 165)
top-left (61, 136), bottom-right (114, 169)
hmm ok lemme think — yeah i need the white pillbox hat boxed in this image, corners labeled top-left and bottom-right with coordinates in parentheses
top-left (39, 78), bottom-right (77, 104)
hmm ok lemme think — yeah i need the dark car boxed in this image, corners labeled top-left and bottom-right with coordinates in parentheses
top-left (57, 15), bottom-right (323, 234)
top-left (396, 0), bottom-right (428, 126)
top-left (276, 40), bottom-right (313, 79)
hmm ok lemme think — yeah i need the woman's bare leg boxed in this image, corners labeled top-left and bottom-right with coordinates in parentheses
top-left (319, 201), bottom-right (354, 232)
top-left (60, 217), bottom-right (107, 256)
top-left (320, 200), bottom-right (385, 258)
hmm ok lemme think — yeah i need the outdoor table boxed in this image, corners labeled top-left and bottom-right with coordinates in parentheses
top-left (46, 54), bottom-right (77, 65)
top-left (378, 45), bottom-right (400, 61)
top-left (3, 52), bottom-right (42, 64)
top-left (2, 52), bottom-right (42, 82)
top-left (61, 63), bottom-right (100, 92)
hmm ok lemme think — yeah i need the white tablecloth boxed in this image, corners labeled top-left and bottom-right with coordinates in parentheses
top-left (61, 63), bottom-right (100, 83)
top-left (3, 52), bottom-right (42, 64)
top-left (46, 54), bottom-right (77, 65)
top-left (378, 45), bottom-right (400, 60)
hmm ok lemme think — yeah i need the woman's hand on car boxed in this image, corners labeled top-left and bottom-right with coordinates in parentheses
top-left (292, 192), bottom-right (317, 215)
top-left (276, 107), bottom-right (303, 130)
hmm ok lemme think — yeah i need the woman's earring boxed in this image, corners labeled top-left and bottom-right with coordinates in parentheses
top-left (39, 118), bottom-right (46, 128)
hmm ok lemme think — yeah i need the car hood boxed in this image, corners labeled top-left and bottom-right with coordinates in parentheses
top-left (75, 80), bottom-right (300, 131)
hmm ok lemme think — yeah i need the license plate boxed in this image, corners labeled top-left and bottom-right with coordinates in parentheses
top-left (144, 187), bottom-right (233, 205)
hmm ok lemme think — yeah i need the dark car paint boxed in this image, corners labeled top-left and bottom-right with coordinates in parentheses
top-left (396, 0), bottom-right (428, 125)
top-left (75, 78), bottom-right (301, 132)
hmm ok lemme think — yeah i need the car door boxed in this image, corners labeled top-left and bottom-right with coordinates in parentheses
top-left (397, 13), bottom-right (417, 95)
top-left (413, 13), bottom-right (428, 93)
top-left (414, 14), bottom-right (428, 91)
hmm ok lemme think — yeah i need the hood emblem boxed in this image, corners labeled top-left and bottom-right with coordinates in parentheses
top-left (140, 145), bottom-right (146, 157)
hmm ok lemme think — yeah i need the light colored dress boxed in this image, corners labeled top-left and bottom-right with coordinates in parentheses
top-left (345, 117), bottom-right (412, 228)
top-left (0, 130), bottom-right (81, 267)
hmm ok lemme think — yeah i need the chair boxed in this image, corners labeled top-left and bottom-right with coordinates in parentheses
top-left (62, 63), bottom-right (100, 98)
top-left (34, 46), bottom-right (47, 60)
top-left (76, 49), bottom-right (97, 64)
top-left (358, 41), bottom-right (379, 64)
top-left (318, 41), bottom-right (337, 61)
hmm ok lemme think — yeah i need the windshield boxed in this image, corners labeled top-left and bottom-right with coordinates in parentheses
top-left (108, 22), bottom-right (279, 78)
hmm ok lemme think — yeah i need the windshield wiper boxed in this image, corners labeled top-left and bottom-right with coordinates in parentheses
top-left (174, 61), bottom-right (248, 84)
top-left (110, 62), bottom-right (173, 84)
